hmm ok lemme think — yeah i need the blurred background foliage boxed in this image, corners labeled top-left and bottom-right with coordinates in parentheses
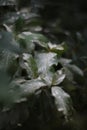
top-left (1, 0), bottom-right (87, 67)
top-left (0, 0), bottom-right (87, 130)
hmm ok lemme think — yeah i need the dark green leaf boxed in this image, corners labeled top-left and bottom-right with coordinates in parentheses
top-left (0, 50), bottom-right (19, 77)
top-left (18, 32), bottom-right (35, 53)
top-left (0, 31), bottom-right (20, 54)
top-left (59, 58), bottom-right (72, 66)
top-left (18, 32), bottom-right (49, 51)
top-left (67, 64), bottom-right (83, 76)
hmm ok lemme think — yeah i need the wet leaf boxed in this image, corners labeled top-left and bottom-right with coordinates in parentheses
top-left (51, 87), bottom-right (73, 119)
top-left (20, 78), bottom-right (46, 96)
top-left (35, 52), bottom-right (58, 74)
top-left (52, 70), bottom-right (66, 86)
top-left (21, 53), bottom-right (38, 78)
top-left (48, 42), bottom-right (64, 51)
top-left (40, 70), bottom-right (65, 87)
top-left (48, 42), bottom-right (64, 54)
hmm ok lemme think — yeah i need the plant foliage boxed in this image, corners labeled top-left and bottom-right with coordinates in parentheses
top-left (0, 0), bottom-right (87, 130)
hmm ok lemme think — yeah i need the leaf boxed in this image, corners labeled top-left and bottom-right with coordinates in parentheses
top-left (59, 58), bottom-right (72, 65)
top-left (0, 31), bottom-right (20, 54)
top-left (40, 70), bottom-right (65, 87)
top-left (18, 32), bottom-right (35, 53)
top-left (61, 78), bottom-right (77, 92)
top-left (51, 87), bottom-right (73, 119)
top-left (20, 53), bottom-right (38, 78)
top-left (0, 77), bottom-right (46, 105)
top-left (20, 78), bottom-right (46, 96)
top-left (52, 70), bottom-right (66, 86)
top-left (22, 32), bottom-right (49, 43)
top-left (0, 79), bottom-right (22, 106)
top-left (0, 50), bottom-right (19, 77)
top-left (63, 67), bottom-right (73, 81)
top-left (18, 32), bottom-right (49, 52)
top-left (48, 42), bottom-right (64, 54)
top-left (40, 71), bottom-right (53, 87)
top-left (14, 17), bottom-right (25, 32)
top-left (48, 42), bottom-right (64, 51)
top-left (67, 64), bottom-right (83, 76)
top-left (35, 52), bottom-right (58, 74)
top-left (35, 53), bottom-right (65, 87)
